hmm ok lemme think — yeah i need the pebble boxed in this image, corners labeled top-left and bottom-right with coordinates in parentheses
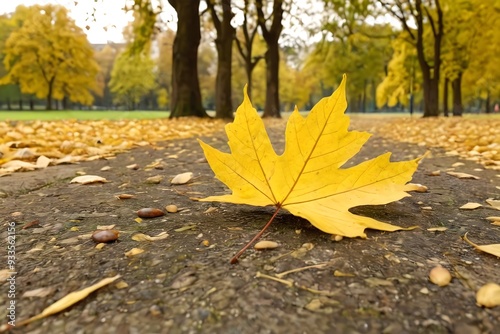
top-left (146, 175), bottom-right (163, 184)
top-left (165, 205), bottom-right (178, 213)
top-left (429, 266), bottom-right (452, 287)
top-left (254, 241), bottom-right (279, 250)
top-left (149, 305), bottom-right (162, 316)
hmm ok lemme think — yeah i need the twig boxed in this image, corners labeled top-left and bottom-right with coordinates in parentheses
top-left (255, 271), bottom-right (293, 287)
top-left (275, 263), bottom-right (329, 279)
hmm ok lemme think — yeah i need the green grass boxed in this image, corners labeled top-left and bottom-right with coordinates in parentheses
top-left (0, 110), bottom-right (171, 121)
top-left (0, 110), bottom-right (497, 122)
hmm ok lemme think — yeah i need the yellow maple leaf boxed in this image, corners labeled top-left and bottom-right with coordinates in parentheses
top-left (199, 75), bottom-right (419, 261)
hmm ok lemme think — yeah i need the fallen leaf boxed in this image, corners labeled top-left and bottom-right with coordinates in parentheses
top-left (15, 275), bottom-right (120, 328)
top-left (199, 75), bottom-right (419, 239)
top-left (364, 277), bottom-right (394, 287)
top-left (1, 160), bottom-right (40, 171)
top-left (486, 198), bottom-right (500, 210)
top-left (70, 175), bottom-right (108, 184)
top-left (23, 287), bottom-right (56, 298)
top-left (203, 207), bottom-right (217, 214)
top-left (96, 224), bottom-right (116, 230)
top-left (116, 194), bottom-right (134, 199)
top-left (447, 172), bottom-right (480, 179)
top-left (36, 155), bottom-right (51, 168)
top-left (485, 216), bottom-right (500, 222)
top-left (171, 172), bottom-right (193, 184)
top-left (403, 183), bottom-right (428, 192)
top-left (131, 232), bottom-right (169, 241)
top-left (460, 202), bottom-right (482, 210)
top-left (463, 233), bottom-right (500, 257)
top-left (333, 270), bottom-right (356, 277)
top-left (125, 248), bottom-right (144, 257)
top-left (174, 225), bottom-right (197, 232)
top-left (476, 283), bottom-right (500, 308)
top-left (427, 227), bottom-right (448, 232)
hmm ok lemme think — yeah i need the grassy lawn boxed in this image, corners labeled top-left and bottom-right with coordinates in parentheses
top-left (0, 110), bottom-right (171, 121)
top-left (0, 110), bottom-right (497, 122)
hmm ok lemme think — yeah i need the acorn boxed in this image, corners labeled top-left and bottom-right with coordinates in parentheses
top-left (137, 208), bottom-right (165, 218)
top-left (92, 229), bottom-right (119, 243)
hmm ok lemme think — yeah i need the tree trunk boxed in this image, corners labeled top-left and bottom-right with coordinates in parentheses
top-left (451, 72), bottom-right (463, 116)
top-left (7, 98), bottom-right (11, 110)
top-left (443, 77), bottom-right (449, 117)
top-left (168, 0), bottom-right (207, 118)
top-left (256, 0), bottom-right (283, 118)
top-left (208, 0), bottom-right (235, 119)
top-left (485, 91), bottom-right (490, 114)
top-left (263, 42), bottom-right (280, 118)
top-left (379, 0), bottom-right (442, 117)
top-left (19, 99), bottom-right (23, 110)
top-left (362, 79), bottom-right (367, 113)
top-left (29, 98), bottom-right (34, 110)
top-left (234, 0), bottom-right (262, 101)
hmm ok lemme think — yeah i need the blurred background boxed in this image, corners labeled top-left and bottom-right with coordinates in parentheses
top-left (0, 0), bottom-right (498, 118)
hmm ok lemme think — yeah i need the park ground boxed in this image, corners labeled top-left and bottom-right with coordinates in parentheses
top-left (0, 114), bottom-right (499, 334)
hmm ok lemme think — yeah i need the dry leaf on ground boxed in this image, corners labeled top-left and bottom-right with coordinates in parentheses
top-left (403, 183), bottom-right (428, 192)
top-left (447, 171), bottom-right (481, 179)
top-left (375, 117), bottom-right (500, 170)
top-left (486, 198), bottom-right (500, 210)
top-left (0, 118), bottom-right (225, 175)
top-left (132, 232), bottom-right (169, 241)
top-left (125, 248), bottom-right (144, 256)
top-left (463, 233), bottom-right (500, 258)
top-left (70, 175), bottom-right (108, 184)
top-left (14, 275), bottom-right (120, 328)
top-left (199, 75), bottom-right (419, 239)
top-left (171, 172), bottom-right (193, 185)
top-left (460, 202), bottom-right (482, 210)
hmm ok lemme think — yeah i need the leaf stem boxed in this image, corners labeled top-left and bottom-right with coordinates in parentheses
top-left (230, 205), bottom-right (282, 264)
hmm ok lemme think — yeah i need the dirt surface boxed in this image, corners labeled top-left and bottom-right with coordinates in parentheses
top-left (1, 117), bottom-right (499, 334)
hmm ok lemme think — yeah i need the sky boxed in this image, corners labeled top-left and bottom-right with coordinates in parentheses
top-left (0, 0), bottom-right (139, 44)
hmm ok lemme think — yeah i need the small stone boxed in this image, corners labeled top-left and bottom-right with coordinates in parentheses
top-left (126, 164), bottom-right (139, 170)
top-left (165, 205), bottom-right (178, 213)
top-left (331, 234), bottom-right (343, 242)
top-left (419, 287), bottom-right (430, 294)
top-left (146, 175), bottom-right (163, 184)
top-left (476, 283), bottom-right (500, 308)
top-left (171, 172), bottom-right (193, 184)
top-left (149, 305), bottom-right (162, 316)
top-left (429, 266), bottom-right (452, 286)
top-left (254, 240), bottom-right (279, 250)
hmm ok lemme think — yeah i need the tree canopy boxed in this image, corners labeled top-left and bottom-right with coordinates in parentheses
top-left (0, 0), bottom-right (498, 116)
top-left (0, 5), bottom-right (99, 110)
